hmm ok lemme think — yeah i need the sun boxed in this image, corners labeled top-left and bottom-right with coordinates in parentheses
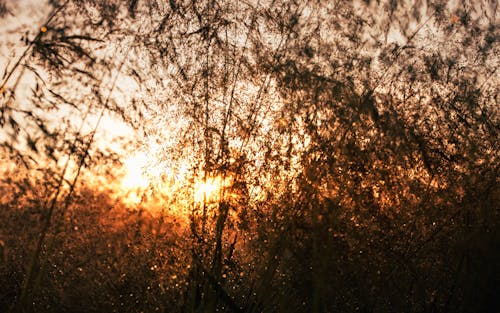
top-left (194, 178), bottom-right (219, 203)
top-left (193, 176), bottom-right (232, 203)
top-left (121, 151), bottom-right (150, 190)
top-left (118, 147), bottom-right (231, 207)
top-left (119, 149), bottom-right (170, 204)
top-left (118, 149), bottom-right (191, 206)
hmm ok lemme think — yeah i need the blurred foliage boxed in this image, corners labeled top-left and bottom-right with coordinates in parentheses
top-left (0, 0), bottom-right (499, 312)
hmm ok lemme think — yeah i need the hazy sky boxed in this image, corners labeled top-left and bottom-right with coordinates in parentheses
top-left (1, 0), bottom-right (51, 100)
top-left (0, 0), bottom-right (135, 164)
top-left (1, 0), bottom-right (50, 58)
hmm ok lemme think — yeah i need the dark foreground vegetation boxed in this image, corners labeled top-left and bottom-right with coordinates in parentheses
top-left (0, 0), bottom-right (499, 312)
top-left (0, 165), bottom-right (499, 313)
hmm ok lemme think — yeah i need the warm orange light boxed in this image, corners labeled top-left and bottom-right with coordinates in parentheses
top-left (194, 176), bottom-right (228, 203)
top-left (121, 152), bottom-right (150, 190)
top-left (118, 149), bottom-right (191, 207)
top-left (118, 147), bottom-right (232, 208)
top-left (194, 177), bottom-right (219, 203)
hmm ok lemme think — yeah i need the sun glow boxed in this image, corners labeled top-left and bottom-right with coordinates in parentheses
top-left (193, 176), bottom-right (232, 203)
top-left (118, 145), bottom-right (233, 208)
top-left (121, 152), bottom-right (150, 190)
top-left (119, 147), bottom-right (172, 205)
top-left (194, 178), bottom-right (219, 203)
